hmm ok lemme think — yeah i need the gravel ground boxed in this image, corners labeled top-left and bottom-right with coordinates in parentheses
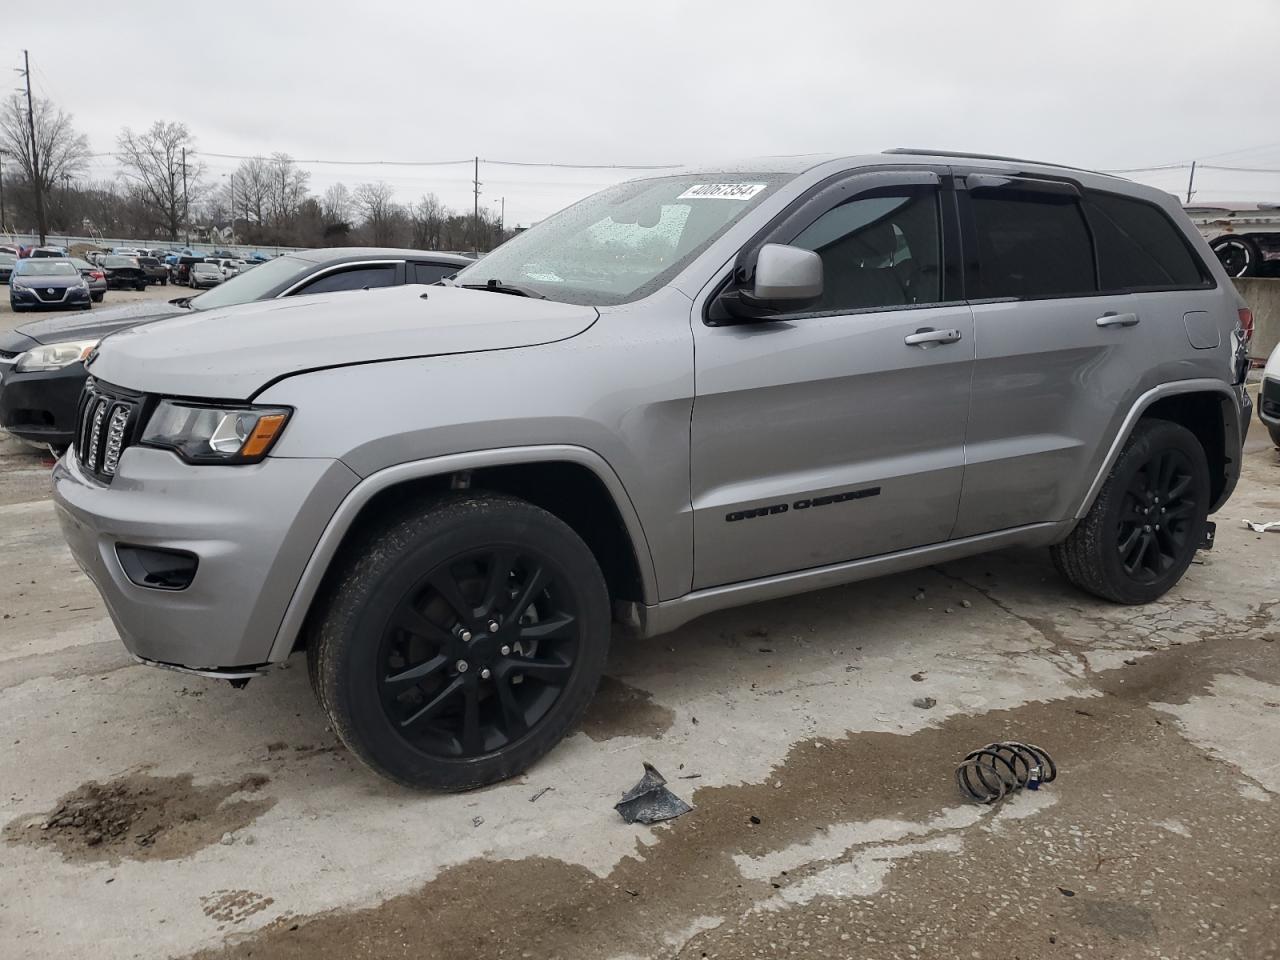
top-left (0, 404), bottom-right (1277, 959)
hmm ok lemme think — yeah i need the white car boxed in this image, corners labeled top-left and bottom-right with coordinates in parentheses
top-left (217, 258), bottom-right (248, 279)
top-left (1261, 342), bottom-right (1280, 447)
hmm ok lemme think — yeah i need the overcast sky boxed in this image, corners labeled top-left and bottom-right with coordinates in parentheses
top-left (6, 0), bottom-right (1280, 226)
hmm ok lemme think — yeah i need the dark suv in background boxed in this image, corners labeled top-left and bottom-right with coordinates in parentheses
top-left (0, 247), bottom-right (471, 447)
top-left (137, 256), bottom-right (169, 286)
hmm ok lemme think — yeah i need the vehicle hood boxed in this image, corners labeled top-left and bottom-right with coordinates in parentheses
top-left (87, 285), bottom-right (600, 399)
top-left (17, 298), bottom-right (188, 344)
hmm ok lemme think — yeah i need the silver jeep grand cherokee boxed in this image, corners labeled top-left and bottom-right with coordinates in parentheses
top-left (53, 150), bottom-right (1254, 790)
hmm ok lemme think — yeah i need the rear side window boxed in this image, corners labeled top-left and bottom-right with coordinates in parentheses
top-left (297, 264), bottom-right (397, 295)
top-left (413, 262), bottom-right (459, 284)
top-left (970, 192), bottom-right (1095, 299)
top-left (1083, 192), bottom-right (1207, 291)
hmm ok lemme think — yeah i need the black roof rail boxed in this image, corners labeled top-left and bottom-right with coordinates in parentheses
top-left (883, 147), bottom-right (1114, 177)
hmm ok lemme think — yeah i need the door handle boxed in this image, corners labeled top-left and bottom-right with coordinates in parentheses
top-left (904, 327), bottom-right (962, 346)
top-left (1096, 312), bottom-right (1140, 328)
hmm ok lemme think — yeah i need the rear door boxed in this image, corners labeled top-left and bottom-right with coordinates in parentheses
top-left (690, 169), bottom-right (975, 589)
top-left (952, 173), bottom-right (1205, 536)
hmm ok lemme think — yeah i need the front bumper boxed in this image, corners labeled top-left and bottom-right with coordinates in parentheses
top-left (53, 446), bottom-right (359, 670)
top-left (0, 361), bottom-right (86, 445)
top-left (1261, 376), bottom-right (1280, 441)
top-left (9, 285), bottom-right (91, 309)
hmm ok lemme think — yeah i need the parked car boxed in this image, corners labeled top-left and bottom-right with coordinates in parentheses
top-left (0, 253), bottom-right (15, 285)
top-left (217, 258), bottom-right (248, 279)
top-left (99, 255), bottom-right (147, 291)
top-left (68, 257), bottom-right (108, 302)
top-left (188, 262), bottom-right (223, 288)
top-left (168, 254), bottom-right (206, 285)
top-left (30, 246), bottom-right (69, 258)
top-left (47, 151), bottom-right (1252, 790)
top-left (1261, 343), bottom-right (1280, 448)
top-left (8, 258), bottom-right (91, 312)
top-left (0, 247), bottom-right (471, 446)
top-left (137, 256), bottom-right (169, 286)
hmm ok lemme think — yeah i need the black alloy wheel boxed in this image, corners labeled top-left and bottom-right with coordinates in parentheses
top-left (310, 493), bottom-right (610, 790)
top-left (1051, 419), bottom-right (1209, 604)
top-left (1114, 447), bottom-right (1198, 584)
top-left (377, 546), bottom-right (580, 759)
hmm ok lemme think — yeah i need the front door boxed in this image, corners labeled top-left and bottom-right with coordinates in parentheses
top-left (690, 170), bottom-right (974, 589)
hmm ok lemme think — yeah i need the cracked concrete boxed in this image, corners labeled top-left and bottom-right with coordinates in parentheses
top-left (1, 419), bottom-right (1278, 959)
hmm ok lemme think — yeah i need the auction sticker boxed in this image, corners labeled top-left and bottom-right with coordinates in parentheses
top-left (676, 183), bottom-right (767, 200)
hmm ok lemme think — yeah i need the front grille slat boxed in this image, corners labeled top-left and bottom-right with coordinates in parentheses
top-left (75, 380), bottom-right (140, 483)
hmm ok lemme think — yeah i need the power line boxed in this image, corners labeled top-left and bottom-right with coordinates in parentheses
top-left (85, 149), bottom-right (682, 170)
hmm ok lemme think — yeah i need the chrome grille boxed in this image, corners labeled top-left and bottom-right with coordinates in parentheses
top-left (75, 380), bottom-right (140, 481)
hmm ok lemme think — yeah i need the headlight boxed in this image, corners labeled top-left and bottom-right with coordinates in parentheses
top-left (14, 339), bottom-right (99, 372)
top-left (10, 278), bottom-right (30, 290)
top-left (141, 400), bottom-right (291, 464)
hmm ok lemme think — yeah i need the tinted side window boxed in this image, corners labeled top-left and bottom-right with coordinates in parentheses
top-left (970, 192), bottom-right (1095, 299)
top-left (297, 264), bottom-right (397, 295)
top-left (414, 262), bottom-right (459, 284)
top-left (790, 188), bottom-right (942, 312)
top-left (1084, 192), bottom-right (1207, 291)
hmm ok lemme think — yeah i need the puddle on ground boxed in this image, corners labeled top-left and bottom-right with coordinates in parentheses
top-left (4, 771), bottom-right (275, 864)
top-left (578, 675), bottom-right (675, 741)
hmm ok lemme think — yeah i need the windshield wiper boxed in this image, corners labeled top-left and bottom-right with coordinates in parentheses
top-left (460, 278), bottom-right (547, 300)
top-left (168, 295), bottom-right (195, 309)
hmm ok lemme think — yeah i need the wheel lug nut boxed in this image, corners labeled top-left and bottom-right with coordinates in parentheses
top-left (455, 660), bottom-right (469, 673)
top-left (500, 644), bottom-right (511, 656)
top-left (459, 630), bottom-right (472, 643)
top-left (488, 620), bottom-right (500, 633)
top-left (480, 668), bottom-right (491, 680)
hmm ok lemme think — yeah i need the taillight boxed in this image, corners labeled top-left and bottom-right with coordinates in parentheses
top-left (1239, 307), bottom-right (1254, 345)
top-left (91, 271), bottom-right (104, 280)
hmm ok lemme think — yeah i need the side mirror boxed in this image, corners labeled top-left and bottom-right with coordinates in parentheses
top-left (713, 243), bottom-right (823, 323)
top-left (751, 243), bottom-right (823, 303)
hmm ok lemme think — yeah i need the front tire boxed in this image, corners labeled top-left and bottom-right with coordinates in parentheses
top-left (309, 493), bottom-right (610, 790)
top-left (1052, 419), bottom-right (1209, 604)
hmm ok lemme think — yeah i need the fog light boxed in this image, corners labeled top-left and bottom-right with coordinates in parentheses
top-left (115, 544), bottom-right (198, 591)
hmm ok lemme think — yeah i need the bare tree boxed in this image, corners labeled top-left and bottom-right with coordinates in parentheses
top-left (116, 121), bottom-right (202, 240)
top-left (409, 192), bottom-right (446, 249)
top-left (0, 93), bottom-right (90, 238)
top-left (354, 181), bottom-right (403, 245)
top-left (266, 153), bottom-right (310, 226)
top-left (321, 182), bottom-right (352, 225)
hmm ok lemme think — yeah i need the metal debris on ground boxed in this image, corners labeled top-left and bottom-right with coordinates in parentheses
top-left (614, 762), bottom-right (693, 824)
top-left (912, 696), bottom-right (937, 709)
top-left (1241, 519), bottom-right (1280, 533)
top-left (956, 741), bottom-right (1057, 804)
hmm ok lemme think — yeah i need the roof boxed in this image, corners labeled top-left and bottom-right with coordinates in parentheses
top-left (289, 247), bottom-right (474, 265)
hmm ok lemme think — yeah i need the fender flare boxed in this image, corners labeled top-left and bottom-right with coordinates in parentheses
top-left (265, 444), bottom-right (660, 662)
top-left (1073, 378), bottom-right (1243, 521)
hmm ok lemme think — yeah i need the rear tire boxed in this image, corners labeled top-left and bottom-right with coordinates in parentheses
top-left (309, 493), bottom-right (610, 790)
top-left (1052, 419), bottom-right (1209, 604)
top-left (92, 293), bottom-right (103, 303)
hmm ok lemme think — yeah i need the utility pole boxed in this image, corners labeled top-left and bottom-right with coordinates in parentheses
top-left (1186, 160), bottom-right (1197, 204)
top-left (181, 146), bottom-right (189, 245)
top-left (20, 50), bottom-right (47, 246)
top-left (472, 156), bottom-right (480, 254)
top-left (0, 152), bottom-right (6, 233)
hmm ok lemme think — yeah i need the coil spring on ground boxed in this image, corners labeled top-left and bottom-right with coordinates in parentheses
top-left (955, 741), bottom-right (1057, 804)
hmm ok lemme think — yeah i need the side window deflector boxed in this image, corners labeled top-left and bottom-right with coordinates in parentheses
top-left (965, 173), bottom-right (1081, 198)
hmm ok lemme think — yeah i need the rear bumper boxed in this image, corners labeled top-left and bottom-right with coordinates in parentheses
top-left (53, 446), bottom-right (360, 669)
top-left (0, 362), bottom-right (85, 445)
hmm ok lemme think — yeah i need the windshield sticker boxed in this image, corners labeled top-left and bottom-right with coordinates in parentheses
top-left (676, 183), bottom-right (767, 201)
